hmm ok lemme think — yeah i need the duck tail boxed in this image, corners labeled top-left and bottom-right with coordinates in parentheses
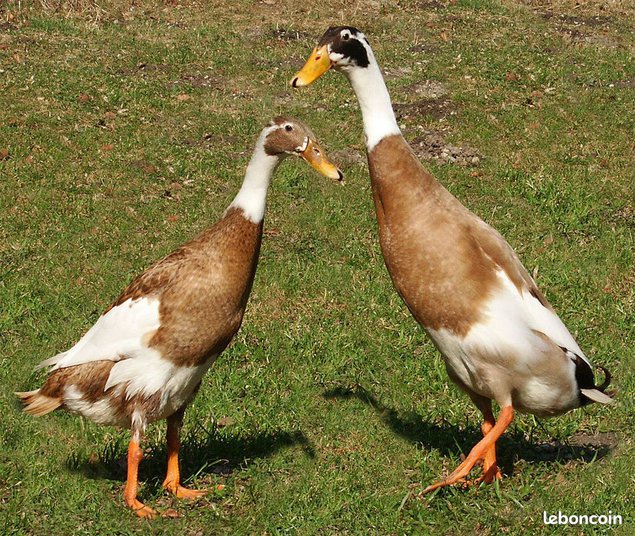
top-left (580, 366), bottom-right (614, 405)
top-left (15, 389), bottom-right (62, 416)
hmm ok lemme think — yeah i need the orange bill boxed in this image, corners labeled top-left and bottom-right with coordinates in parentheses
top-left (291, 45), bottom-right (331, 87)
top-left (300, 138), bottom-right (343, 181)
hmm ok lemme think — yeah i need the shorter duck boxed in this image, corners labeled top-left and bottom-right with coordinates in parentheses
top-left (16, 116), bottom-right (342, 517)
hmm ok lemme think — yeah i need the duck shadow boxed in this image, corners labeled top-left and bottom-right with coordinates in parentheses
top-left (67, 424), bottom-right (315, 492)
top-left (322, 384), bottom-right (615, 477)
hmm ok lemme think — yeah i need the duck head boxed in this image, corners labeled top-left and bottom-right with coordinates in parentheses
top-left (263, 116), bottom-right (343, 181)
top-left (291, 26), bottom-right (372, 87)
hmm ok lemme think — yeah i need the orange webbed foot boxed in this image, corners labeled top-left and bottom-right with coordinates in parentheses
top-left (420, 405), bottom-right (514, 496)
top-left (420, 470), bottom-right (472, 495)
top-left (163, 480), bottom-right (206, 500)
top-left (124, 438), bottom-right (156, 518)
top-left (479, 464), bottom-right (503, 484)
top-left (126, 498), bottom-right (157, 519)
top-left (420, 459), bottom-right (503, 495)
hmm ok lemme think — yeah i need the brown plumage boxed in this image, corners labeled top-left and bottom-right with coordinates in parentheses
top-left (293, 26), bottom-right (613, 495)
top-left (15, 389), bottom-right (61, 416)
top-left (114, 207), bottom-right (263, 368)
top-left (369, 134), bottom-right (543, 336)
top-left (16, 116), bottom-right (342, 517)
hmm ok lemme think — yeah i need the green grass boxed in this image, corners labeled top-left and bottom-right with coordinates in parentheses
top-left (1, 0), bottom-right (633, 534)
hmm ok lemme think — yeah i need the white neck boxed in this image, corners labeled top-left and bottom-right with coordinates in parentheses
top-left (344, 49), bottom-right (401, 152)
top-left (229, 130), bottom-right (280, 223)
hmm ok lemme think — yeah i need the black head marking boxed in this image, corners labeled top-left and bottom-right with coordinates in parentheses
top-left (318, 26), bottom-right (370, 68)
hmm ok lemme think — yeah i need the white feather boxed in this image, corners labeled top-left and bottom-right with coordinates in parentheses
top-left (105, 353), bottom-right (216, 419)
top-left (38, 295), bottom-right (216, 420)
top-left (519, 280), bottom-right (588, 363)
top-left (131, 409), bottom-right (146, 439)
top-left (346, 56), bottom-right (401, 152)
top-left (64, 384), bottom-right (121, 426)
top-left (37, 297), bottom-right (162, 371)
top-left (580, 388), bottom-right (614, 405)
top-left (467, 270), bottom-right (586, 366)
top-left (338, 36), bottom-right (400, 152)
top-left (229, 125), bottom-right (280, 223)
top-left (431, 270), bottom-right (584, 412)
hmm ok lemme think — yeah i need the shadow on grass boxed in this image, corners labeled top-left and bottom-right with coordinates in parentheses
top-left (66, 425), bottom-right (315, 492)
top-left (322, 384), bottom-right (615, 477)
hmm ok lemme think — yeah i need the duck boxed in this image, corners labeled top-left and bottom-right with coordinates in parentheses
top-left (291, 26), bottom-right (613, 494)
top-left (16, 116), bottom-right (342, 517)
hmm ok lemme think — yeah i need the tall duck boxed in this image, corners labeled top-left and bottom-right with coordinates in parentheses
top-left (16, 116), bottom-right (342, 517)
top-left (291, 27), bottom-right (613, 494)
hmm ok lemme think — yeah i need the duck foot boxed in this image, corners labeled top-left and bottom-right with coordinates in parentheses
top-left (479, 464), bottom-right (503, 485)
top-left (420, 405), bottom-right (513, 495)
top-left (162, 481), bottom-right (207, 500)
top-left (126, 497), bottom-right (157, 519)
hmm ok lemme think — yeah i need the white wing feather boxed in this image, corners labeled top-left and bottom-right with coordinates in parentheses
top-left (37, 297), bottom-right (162, 371)
top-left (519, 282), bottom-right (588, 364)
top-left (37, 296), bottom-right (213, 405)
top-left (487, 270), bottom-right (589, 364)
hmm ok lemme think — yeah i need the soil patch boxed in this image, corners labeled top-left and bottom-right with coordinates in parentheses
top-left (408, 43), bottom-right (439, 54)
top-left (330, 148), bottom-right (366, 167)
top-left (116, 62), bottom-right (171, 77)
top-left (613, 78), bottom-right (635, 89)
top-left (409, 129), bottom-right (482, 166)
top-left (401, 80), bottom-right (448, 100)
top-left (383, 66), bottom-right (413, 80)
top-left (613, 204), bottom-right (634, 228)
top-left (270, 27), bottom-right (313, 42)
top-left (167, 73), bottom-right (224, 90)
top-left (182, 132), bottom-right (241, 149)
top-left (393, 98), bottom-right (455, 121)
top-left (412, 0), bottom-right (449, 9)
top-left (568, 431), bottom-right (618, 449)
top-left (540, 12), bottom-right (613, 28)
top-left (523, 1), bottom-right (621, 47)
top-left (523, 432), bottom-right (617, 463)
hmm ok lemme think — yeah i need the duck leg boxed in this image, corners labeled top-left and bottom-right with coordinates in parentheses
top-left (162, 408), bottom-right (206, 499)
top-left (123, 427), bottom-right (156, 518)
top-left (479, 406), bottom-right (503, 484)
top-left (421, 405), bottom-right (514, 495)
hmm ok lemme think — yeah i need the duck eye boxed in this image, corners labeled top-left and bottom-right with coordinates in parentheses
top-left (285, 124), bottom-right (293, 132)
top-left (342, 32), bottom-right (350, 40)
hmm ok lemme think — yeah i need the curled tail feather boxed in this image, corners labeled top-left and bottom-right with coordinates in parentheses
top-left (580, 366), bottom-right (614, 406)
top-left (15, 389), bottom-right (62, 416)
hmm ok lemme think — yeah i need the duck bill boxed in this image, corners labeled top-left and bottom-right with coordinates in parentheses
top-left (300, 139), bottom-right (343, 181)
top-left (291, 45), bottom-right (331, 87)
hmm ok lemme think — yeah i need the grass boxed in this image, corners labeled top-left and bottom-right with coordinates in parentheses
top-left (1, 0), bottom-right (633, 534)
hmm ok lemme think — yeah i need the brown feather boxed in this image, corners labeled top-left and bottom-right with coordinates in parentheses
top-left (17, 207), bottom-right (264, 424)
top-left (108, 207), bottom-right (262, 367)
top-left (368, 135), bottom-right (557, 336)
top-left (15, 389), bottom-right (62, 416)
top-left (370, 135), bottom-right (492, 334)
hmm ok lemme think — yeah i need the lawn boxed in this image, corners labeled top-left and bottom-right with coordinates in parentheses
top-left (1, 0), bottom-right (633, 534)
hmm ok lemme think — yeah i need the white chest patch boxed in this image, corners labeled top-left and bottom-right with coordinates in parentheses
top-left (156, 355), bottom-right (217, 419)
top-left (427, 327), bottom-right (484, 393)
top-left (62, 355), bottom-right (217, 427)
